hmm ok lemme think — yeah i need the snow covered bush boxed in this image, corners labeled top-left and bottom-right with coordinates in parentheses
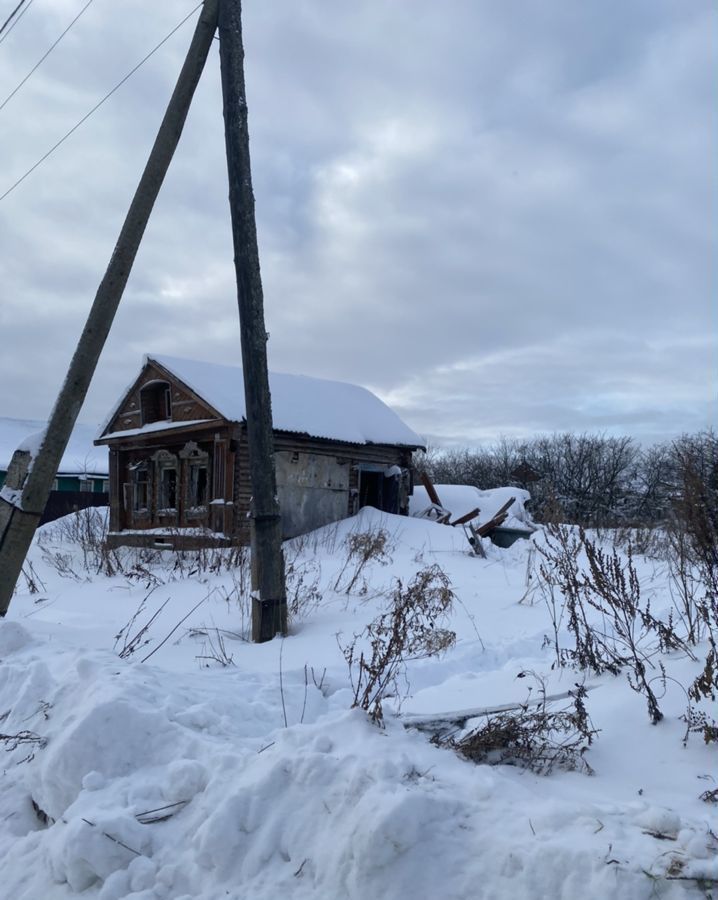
top-left (341, 565), bottom-right (456, 724)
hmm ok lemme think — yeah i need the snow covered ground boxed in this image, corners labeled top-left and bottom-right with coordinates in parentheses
top-left (0, 507), bottom-right (715, 899)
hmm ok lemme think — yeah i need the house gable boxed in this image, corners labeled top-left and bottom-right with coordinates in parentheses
top-left (97, 360), bottom-right (224, 442)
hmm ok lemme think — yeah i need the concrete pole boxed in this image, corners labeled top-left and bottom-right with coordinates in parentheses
top-left (0, 0), bottom-right (219, 616)
top-left (217, 0), bottom-right (287, 642)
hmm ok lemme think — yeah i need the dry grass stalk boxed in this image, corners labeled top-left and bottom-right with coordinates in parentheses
top-left (342, 565), bottom-right (456, 724)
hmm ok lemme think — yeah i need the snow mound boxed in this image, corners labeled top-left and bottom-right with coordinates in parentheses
top-left (0, 507), bottom-right (715, 899)
top-left (0, 620), bottom-right (33, 656)
top-left (35, 697), bottom-right (190, 819)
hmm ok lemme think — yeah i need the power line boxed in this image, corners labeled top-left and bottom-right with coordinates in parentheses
top-left (0, 0), bottom-right (28, 38)
top-left (0, 0), bottom-right (96, 113)
top-left (0, 0), bottom-right (33, 46)
top-left (0, 2), bottom-right (204, 204)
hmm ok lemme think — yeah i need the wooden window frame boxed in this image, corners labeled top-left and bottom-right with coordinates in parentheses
top-left (153, 450), bottom-right (178, 513)
top-left (129, 462), bottom-right (149, 514)
top-left (180, 441), bottom-right (210, 519)
top-left (140, 380), bottom-right (172, 426)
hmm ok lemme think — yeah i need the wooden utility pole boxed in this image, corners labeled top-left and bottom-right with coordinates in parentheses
top-left (218, 0), bottom-right (287, 641)
top-left (0, 0), bottom-right (219, 617)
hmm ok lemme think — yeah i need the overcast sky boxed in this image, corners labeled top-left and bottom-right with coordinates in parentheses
top-left (0, 0), bottom-right (715, 447)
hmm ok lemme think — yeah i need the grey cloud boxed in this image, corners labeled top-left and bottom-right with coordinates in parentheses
top-left (0, 0), bottom-right (714, 445)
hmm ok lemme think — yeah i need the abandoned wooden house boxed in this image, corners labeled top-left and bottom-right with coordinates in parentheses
top-left (95, 355), bottom-right (425, 548)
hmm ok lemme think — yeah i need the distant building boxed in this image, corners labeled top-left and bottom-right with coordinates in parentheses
top-left (0, 417), bottom-right (109, 523)
top-left (96, 355), bottom-right (425, 549)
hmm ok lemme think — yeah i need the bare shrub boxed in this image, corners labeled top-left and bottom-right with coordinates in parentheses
top-left (114, 590), bottom-right (169, 660)
top-left (39, 549), bottom-right (84, 581)
top-left (39, 508), bottom-right (253, 587)
top-left (285, 556), bottom-right (323, 622)
top-left (683, 704), bottom-right (718, 746)
top-left (687, 642), bottom-right (718, 744)
top-left (167, 541), bottom-right (249, 580)
top-left (442, 677), bottom-right (598, 775)
top-left (280, 536), bottom-right (324, 623)
top-left (538, 525), bottom-right (690, 724)
top-left (1, 730), bottom-right (47, 763)
top-left (214, 569), bottom-right (252, 638)
top-left (41, 504), bottom-right (107, 549)
top-left (538, 524), bottom-right (616, 675)
top-left (333, 524), bottom-right (394, 595)
top-left (671, 432), bottom-right (718, 599)
top-left (39, 511), bottom-right (160, 584)
top-left (614, 526), bottom-right (669, 560)
top-left (341, 565), bottom-right (456, 724)
top-left (419, 429), bottom-right (718, 529)
top-left (668, 433), bottom-right (718, 743)
top-left (140, 595), bottom-right (207, 664)
top-left (284, 520), bottom-right (342, 558)
top-left (299, 664), bottom-right (327, 724)
top-left (122, 558), bottom-right (166, 589)
top-left (39, 506), bottom-right (115, 575)
top-left (420, 432), bottom-right (639, 527)
top-left (20, 560), bottom-right (46, 595)
top-left (665, 524), bottom-right (705, 644)
top-left (194, 627), bottom-right (236, 667)
top-left (1, 730), bottom-right (47, 751)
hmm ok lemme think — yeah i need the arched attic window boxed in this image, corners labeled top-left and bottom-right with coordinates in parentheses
top-left (140, 380), bottom-right (171, 425)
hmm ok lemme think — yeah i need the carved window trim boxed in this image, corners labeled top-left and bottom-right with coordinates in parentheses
top-left (152, 449), bottom-right (178, 513)
top-left (129, 461), bottom-right (149, 514)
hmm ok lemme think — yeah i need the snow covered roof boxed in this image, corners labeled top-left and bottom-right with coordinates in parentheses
top-left (0, 417), bottom-right (108, 476)
top-left (103, 355), bottom-right (425, 448)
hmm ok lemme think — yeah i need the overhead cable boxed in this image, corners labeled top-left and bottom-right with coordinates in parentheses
top-left (0, 0), bottom-right (96, 112)
top-left (0, 1), bottom-right (203, 204)
top-left (0, 0), bottom-right (28, 37)
top-left (0, 0), bottom-right (32, 44)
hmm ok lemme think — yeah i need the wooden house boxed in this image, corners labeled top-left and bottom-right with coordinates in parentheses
top-left (95, 355), bottom-right (424, 549)
top-left (0, 417), bottom-right (108, 524)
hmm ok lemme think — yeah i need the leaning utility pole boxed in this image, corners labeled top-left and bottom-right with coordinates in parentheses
top-left (218, 0), bottom-right (287, 642)
top-left (0, 0), bottom-right (219, 617)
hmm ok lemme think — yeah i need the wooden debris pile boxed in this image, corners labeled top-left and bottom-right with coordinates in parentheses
top-left (413, 473), bottom-right (529, 556)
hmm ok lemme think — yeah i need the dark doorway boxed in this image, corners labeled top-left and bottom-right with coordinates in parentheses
top-left (359, 470), bottom-right (383, 510)
top-left (358, 468), bottom-right (401, 514)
